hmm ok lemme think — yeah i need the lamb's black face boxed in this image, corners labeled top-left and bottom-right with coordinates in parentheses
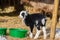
top-left (21, 13), bottom-right (25, 18)
top-left (19, 11), bottom-right (28, 19)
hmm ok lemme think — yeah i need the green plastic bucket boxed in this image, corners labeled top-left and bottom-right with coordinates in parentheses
top-left (9, 28), bottom-right (28, 38)
top-left (0, 28), bottom-right (7, 35)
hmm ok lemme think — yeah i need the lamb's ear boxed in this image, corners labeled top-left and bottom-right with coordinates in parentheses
top-left (25, 10), bottom-right (29, 15)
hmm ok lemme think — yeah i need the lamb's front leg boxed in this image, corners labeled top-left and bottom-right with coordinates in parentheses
top-left (29, 26), bottom-right (34, 38)
top-left (34, 27), bottom-right (41, 39)
top-left (29, 31), bottom-right (33, 38)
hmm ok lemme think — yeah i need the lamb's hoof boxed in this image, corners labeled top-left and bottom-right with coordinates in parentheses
top-left (29, 34), bottom-right (33, 38)
top-left (43, 38), bottom-right (46, 40)
top-left (34, 36), bottom-right (38, 39)
top-left (34, 38), bottom-right (37, 39)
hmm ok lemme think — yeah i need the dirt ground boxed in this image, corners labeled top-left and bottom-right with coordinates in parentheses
top-left (0, 15), bottom-right (60, 40)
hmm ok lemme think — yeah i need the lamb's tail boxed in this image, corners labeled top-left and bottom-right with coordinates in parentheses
top-left (42, 10), bottom-right (46, 16)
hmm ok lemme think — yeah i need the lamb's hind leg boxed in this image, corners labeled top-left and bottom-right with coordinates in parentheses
top-left (42, 27), bottom-right (46, 39)
top-left (34, 20), bottom-right (41, 39)
top-left (34, 25), bottom-right (41, 39)
top-left (41, 18), bottom-right (46, 39)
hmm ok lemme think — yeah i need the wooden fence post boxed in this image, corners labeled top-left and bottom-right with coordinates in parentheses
top-left (50, 0), bottom-right (59, 40)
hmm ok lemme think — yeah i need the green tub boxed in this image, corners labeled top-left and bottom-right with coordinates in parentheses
top-left (0, 28), bottom-right (7, 35)
top-left (9, 28), bottom-right (28, 38)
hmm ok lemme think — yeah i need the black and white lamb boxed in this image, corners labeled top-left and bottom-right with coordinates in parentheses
top-left (18, 11), bottom-right (46, 39)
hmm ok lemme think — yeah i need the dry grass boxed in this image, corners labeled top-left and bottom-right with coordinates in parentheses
top-left (0, 6), bottom-right (15, 13)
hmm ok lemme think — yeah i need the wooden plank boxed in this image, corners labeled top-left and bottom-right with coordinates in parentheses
top-left (50, 0), bottom-right (59, 40)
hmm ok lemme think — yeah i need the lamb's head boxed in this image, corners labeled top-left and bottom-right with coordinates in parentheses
top-left (19, 11), bottom-right (28, 19)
